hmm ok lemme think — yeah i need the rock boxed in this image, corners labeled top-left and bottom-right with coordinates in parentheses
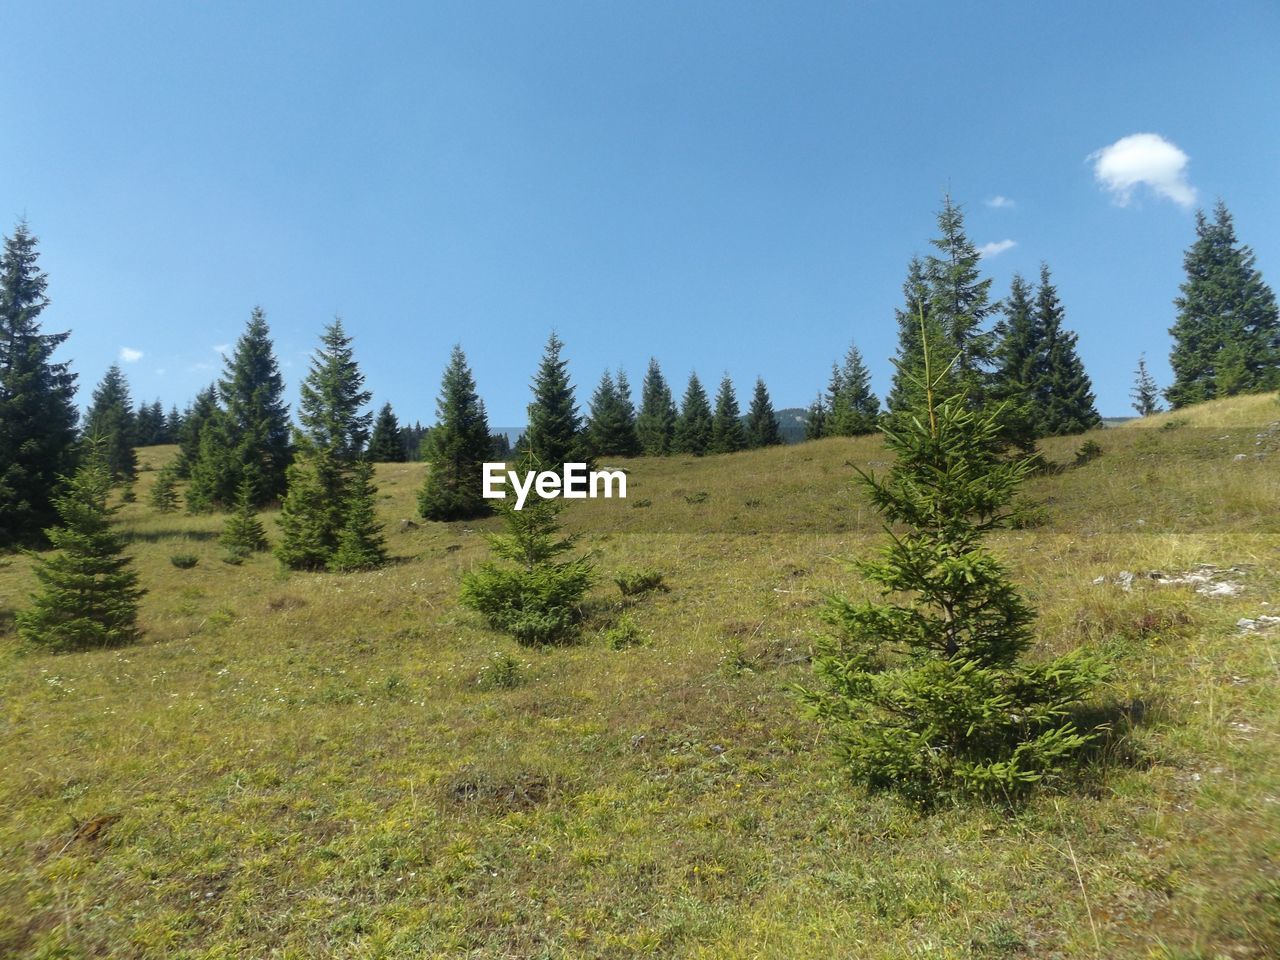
top-left (398, 519), bottom-right (419, 533)
top-left (1233, 453), bottom-right (1249, 462)
top-left (1238, 615), bottom-right (1280, 633)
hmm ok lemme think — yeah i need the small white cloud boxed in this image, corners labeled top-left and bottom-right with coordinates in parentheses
top-left (978, 239), bottom-right (1017, 258)
top-left (985, 195), bottom-right (1015, 209)
top-left (213, 343), bottom-right (230, 356)
top-left (1089, 133), bottom-right (1196, 208)
top-left (119, 347), bottom-right (144, 363)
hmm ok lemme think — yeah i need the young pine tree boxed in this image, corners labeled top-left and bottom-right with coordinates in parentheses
top-left (220, 476), bottom-right (269, 563)
top-left (826, 343), bottom-right (881, 436)
top-left (176, 384), bottom-right (218, 479)
top-left (673, 372), bottom-right (713, 455)
top-left (525, 332), bottom-right (583, 468)
top-left (886, 256), bottom-right (947, 417)
top-left (745, 377), bottom-right (783, 448)
top-left (1131, 355), bottom-right (1162, 417)
top-left (186, 309), bottom-right (292, 509)
top-left (710, 374), bottom-right (746, 454)
top-left (990, 273), bottom-right (1045, 448)
top-left (418, 345), bottom-right (493, 521)
top-left (149, 462), bottom-right (181, 513)
top-left (83, 363), bottom-right (138, 483)
top-left (636, 358), bottom-right (678, 456)
top-left (1167, 200), bottom-right (1280, 407)
top-left (0, 220), bottom-right (80, 548)
top-left (275, 450), bottom-right (343, 570)
top-left (298, 317), bottom-right (373, 460)
top-left (459, 481), bottom-right (595, 646)
top-left (584, 369), bottom-right (641, 458)
top-left (804, 394), bottom-right (828, 441)
top-left (329, 460), bottom-right (387, 572)
top-left (803, 309), bottom-right (1104, 807)
top-left (367, 402), bottom-right (406, 462)
top-left (17, 447), bottom-right (144, 650)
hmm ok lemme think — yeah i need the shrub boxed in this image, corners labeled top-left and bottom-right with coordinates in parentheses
top-left (602, 614), bottom-right (644, 649)
top-left (475, 650), bottom-right (524, 690)
top-left (613, 568), bottom-right (666, 597)
top-left (801, 310), bottom-right (1106, 807)
top-left (459, 491), bottom-right (595, 646)
top-left (220, 477), bottom-right (269, 563)
top-left (170, 553), bottom-right (199, 569)
top-left (1074, 439), bottom-right (1103, 466)
top-left (149, 463), bottom-right (181, 513)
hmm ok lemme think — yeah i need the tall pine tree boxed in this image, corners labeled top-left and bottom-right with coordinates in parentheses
top-left (83, 364), bottom-right (138, 483)
top-left (1167, 200), bottom-right (1280, 407)
top-left (367, 402), bottom-right (406, 462)
top-left (1131, 355), bottom-right (1161, 417)
top-left (584, 369), bottom-right (641, 458)
top-left (636, 357), bottom-right (677, 456)
top-left (1036, 265), bottom-right (1100, 436)
top-left (745, 377), bottom-right (783, 448)
top-left (886, 256), bottom-right (943, 416)
top-left (710, 374), bottom-right (746, 454)
top-left (298, 318), bottom-right (372, 460)
top-left (673, 372), bottom-right (713, 456)
top-left (826, 343), bottom-right (881, 436)
top-left (526, 332), bottom-right (583, 468)
top-left (418, 345), bottom-right (494, 521)
top-left (0, 220), bottom-right (79, 548)
top-left (176, 384), bottom-right (217, 478)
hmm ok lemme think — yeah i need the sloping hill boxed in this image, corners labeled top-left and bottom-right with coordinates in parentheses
top-left (1, 394), bottom-right (1278, 958)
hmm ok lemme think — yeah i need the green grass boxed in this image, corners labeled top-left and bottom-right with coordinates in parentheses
top-left (1, 393), bottom-right (1278, 958)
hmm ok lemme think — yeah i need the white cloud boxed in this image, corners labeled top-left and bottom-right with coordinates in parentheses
top-left (1089, 133), bottom-right (1196, 208)
top-left (978, 239), bottom-right (1017, 258)
top-left (213, 343), bottom-right (230, 356)
top-left (119, 347), bottom-right (144, 363)
top-left (985, 195), bottom-right (1015, 209)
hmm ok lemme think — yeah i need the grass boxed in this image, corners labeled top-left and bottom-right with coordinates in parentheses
top-left (1, 392), bottom-right (1278, 958)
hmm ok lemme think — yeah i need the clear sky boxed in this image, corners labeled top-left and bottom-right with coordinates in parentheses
top-left (2, 1), bottom-right (1277, 422)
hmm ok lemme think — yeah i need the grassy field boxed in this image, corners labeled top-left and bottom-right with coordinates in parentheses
top-left (2, 393), bottom-right (1278, 958)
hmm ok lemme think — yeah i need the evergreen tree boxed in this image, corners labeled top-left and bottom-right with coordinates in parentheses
top-left (367, 402), bottom-right (406, 462)
top-left (673, 372), bottom-right (713, 455)
top-left (745, 377), bottom-right (783, 448)
top-left (826, 343), bottom-right (881, 436)
top-left (134, 400), bottom-right (161, 446)
top-left (1131, 354), bottom-right (1161, 417)
top-left (526, 332), bottom-right (582, 468)
top-left (804, 393), bottom-right (828, 441)
top-left (0, 220), bottom-right (80, 548)
top-left (1037, 265), bottom-right (1100, 436)
top-left (166, 405), bottom-right (183, 443)
top-left (17, 446), bottom-right (144, 650)
top-left (220, 476), bottom-right (269, 563)
top-left (176, 384), bottom-right (217, 478)
top-left (418, 345), bottom-right (493, 521)
top-left (636, 357), bottom-right (677, 456)
top-left (710, 374), bottom-right (746, 454)
top-left (1167, 200), bottom-right (1280, 407)
top-left (585, 369), bottom-right (641, 458)
top-left (329, 460), bottom-right (387, 572)
top-left (298, 318), bottom-right (372, 460)
top-left (990, 273), bottom-right (1044, 448)
top-left (186, 309), bottom-right (291, 509)
top-left (83, 364), bottom-right (138, 483)
top-left (275, 449), bottom-right (342, 570)
top-left (886, 257), bottom-right (943, 416)
top-left (150, 462), bottom-right (180, 513)
top-left (802, 310), bottom-right (1104, 806)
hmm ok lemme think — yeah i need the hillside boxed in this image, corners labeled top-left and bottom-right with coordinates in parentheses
top-left (1, 393), bottom-right (1278, 958)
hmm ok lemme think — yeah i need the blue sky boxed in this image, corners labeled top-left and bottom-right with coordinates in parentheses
top-left (2, 2), bottom-right (1277, 422)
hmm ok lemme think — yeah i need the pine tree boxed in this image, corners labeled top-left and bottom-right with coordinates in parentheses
top-left (526, 332), bottom-right (583, 468)
top-left (0, 220), bottom-right (80, 548)
top-left (298, 318), bottom-right (372, 460)
top-left (150, 462), bottom-right (180, 513)
top-left (367, 402), bottom-right (406, 462)
top-left (1131, 355), bottom-right (1161, 417)
top-left (275, 449), bottom-right (342, 570)
top-left (186, 309), bottom-right (291, 509)
top-left (329, 460), bottom-right (387, 572)
top-left (745, 377), bottom-right (783, 448)
top-left (804, 393), bottom-right (828, 441)
top-left (166, 405), bottom-right (184, 444)
top-left (991, 273), bottom-right (1044, 448)
top-left (418, 345), bottom-right (493, 521)
top-left (886, 257), bottom-right (943, 416)
top-left (17, 446), bottom-right (144, 650)
top-left (673, 372), bottom-right (713, 455)
top-left (83, 364), bottom-right (138, 483)
top-left (710, 374), bottom-right (746, 454)
top-left (584, 369), bottom-right (641, 458)
top-left (826, 343), bottom-right (881, 436)
top-left (1037, 265), bottom-right (1100, 436)
top-left (220, 476), bottom-right (269, 563)
top-left (802, 310), bottom-right (1104, 806)
top-left (636, 357), bottom-right (677, 456)
top-left (176, 384), bottom-right (217, 479)
top-left (1167, 200), bottom-right (1280, 407)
